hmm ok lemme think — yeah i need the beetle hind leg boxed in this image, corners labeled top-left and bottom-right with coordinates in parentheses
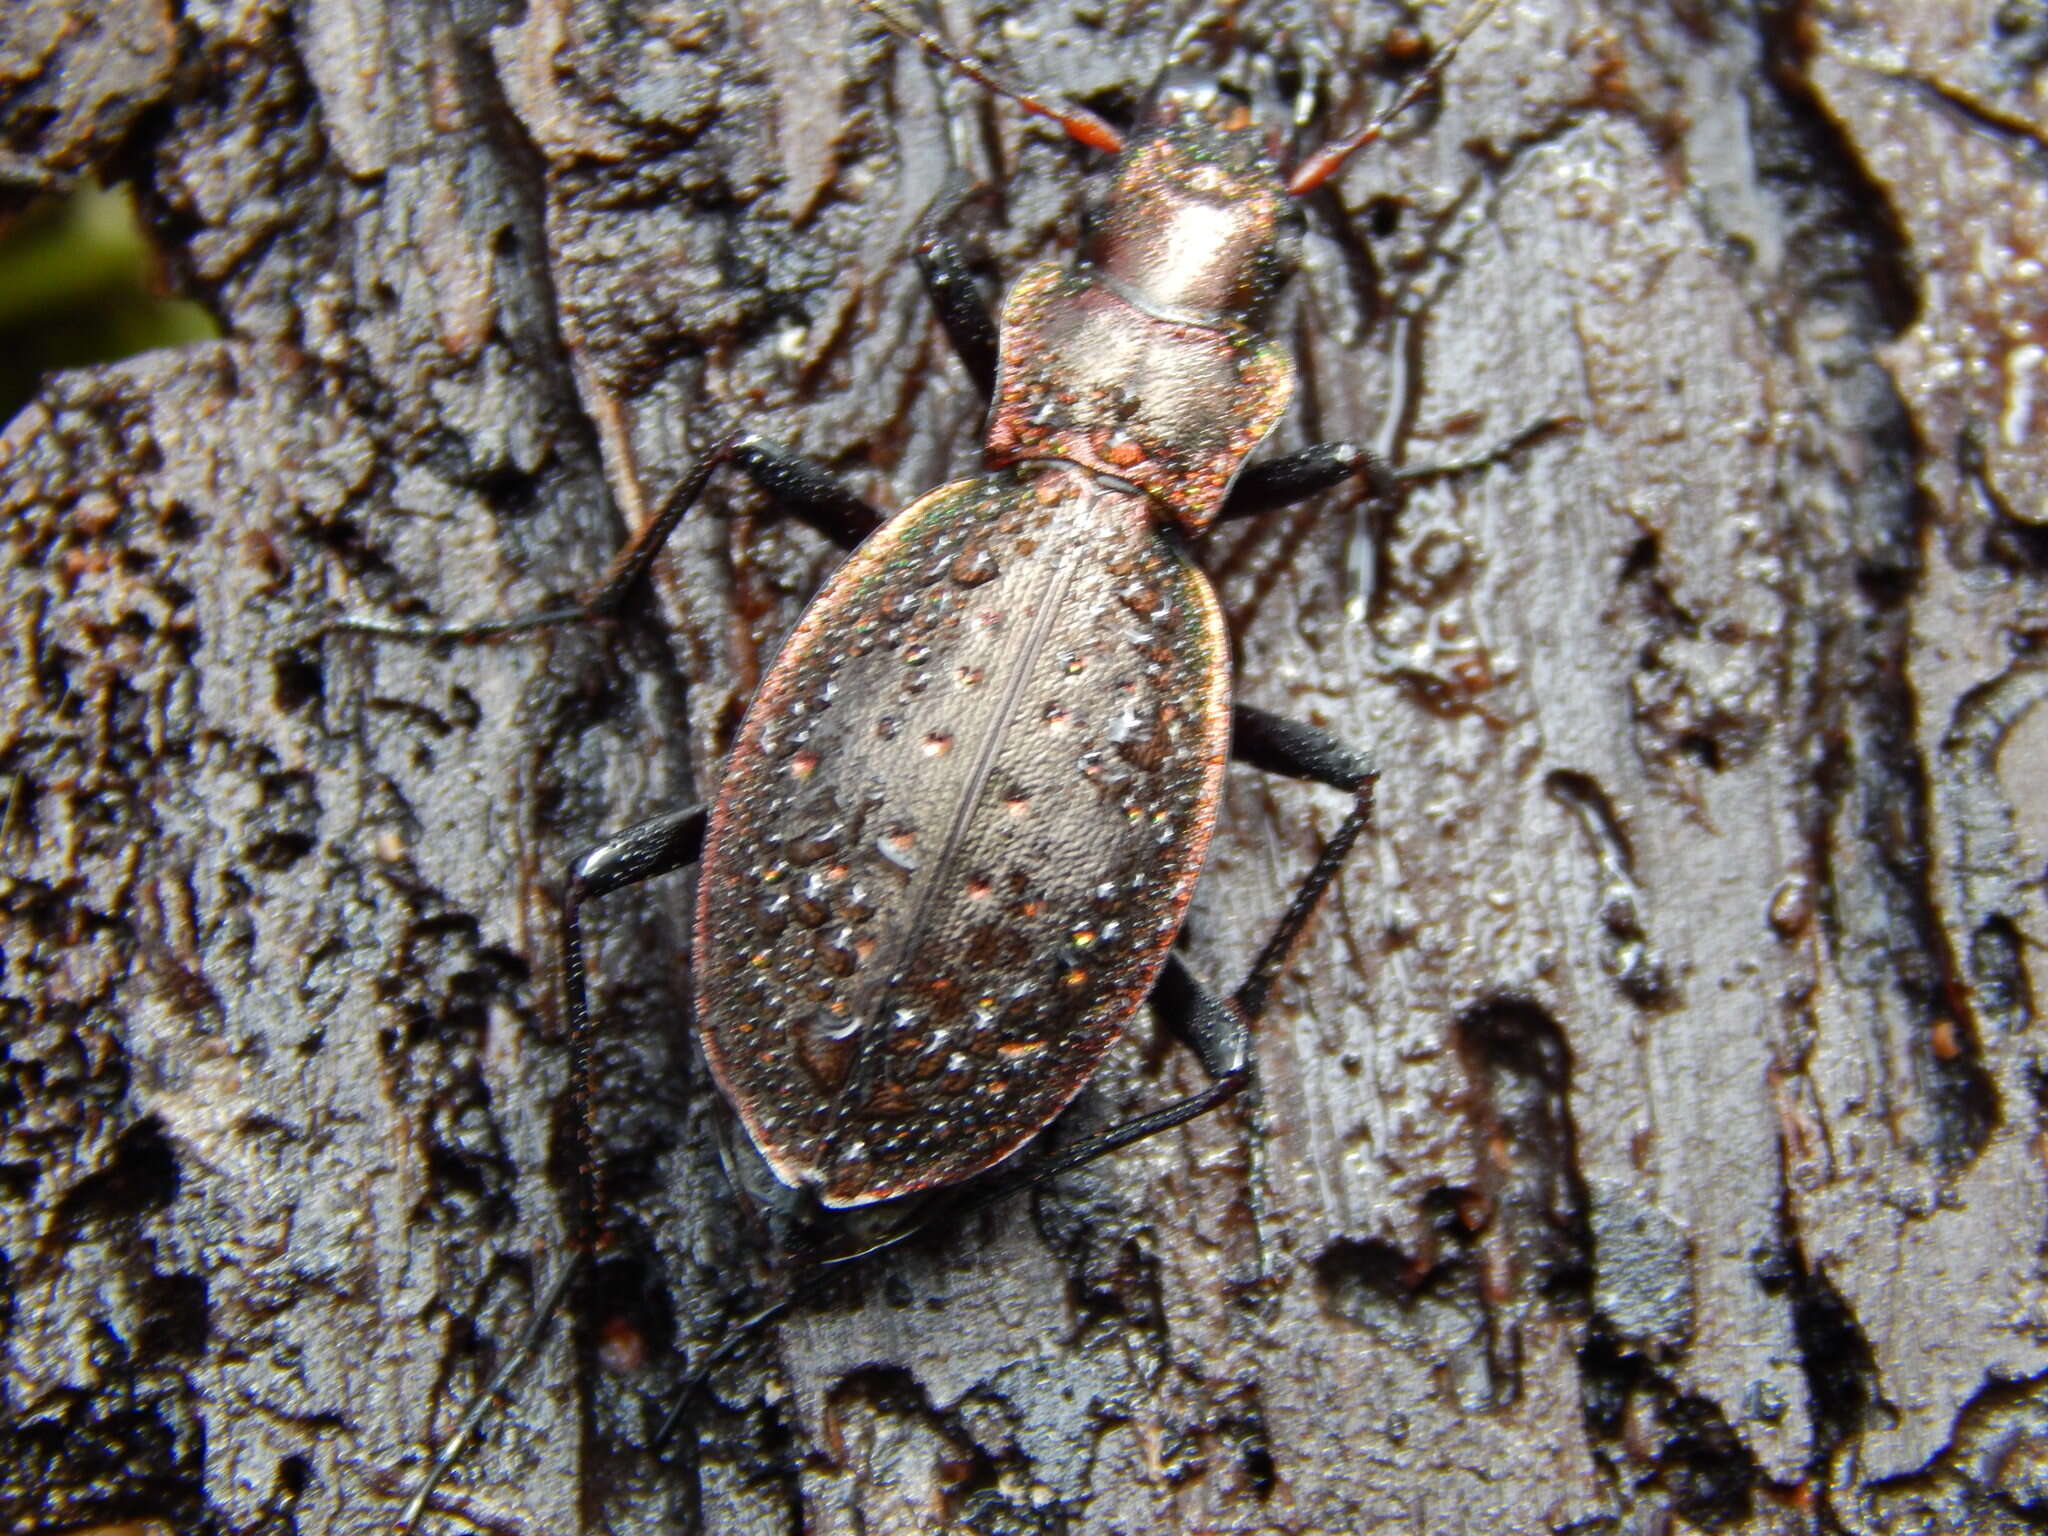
top-left (972, 781), bottom-right (1376, 1200)
top-left (638, 782), bottom-right (1377, 1474)
top-left (393, 1261), bottom-right (581, 1535)
top-left (395, 805), bottom-right (708, 1532)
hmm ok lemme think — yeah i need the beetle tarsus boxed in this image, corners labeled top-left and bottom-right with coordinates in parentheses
top-left (1229, 786), bottom-right (1375, 1027)
top-left (1393, 412), bottom-right (1581, 487)
top-left (647, 1293), bottom-right (799, 1454)
top-left (396, 1258), bottom-right (583, 1535)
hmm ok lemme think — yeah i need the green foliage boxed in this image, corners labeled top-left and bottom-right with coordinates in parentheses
top-left (0, 182), bottom-right (220, 427)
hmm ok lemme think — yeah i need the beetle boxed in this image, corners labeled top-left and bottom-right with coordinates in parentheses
top-left (338, 0), bottom-right (1523, 1523)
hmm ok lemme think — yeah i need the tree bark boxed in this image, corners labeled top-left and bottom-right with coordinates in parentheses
top-left (5, 0), bottom-right (2046, 1532)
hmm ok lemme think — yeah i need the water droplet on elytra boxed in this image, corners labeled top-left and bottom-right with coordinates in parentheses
top-left (789, 749), bottom-right (821, 780)
top-left (950, 544), bottom-right (999, 586)
top-left (879, 826), bottom-right (919, 872)
top-left (1118, 581), bottom-right (1161, 616)
top-left (922, 731), bottom-right (953, 758)
top-left (903, 642), bottom-right (931, 666)
top-left (787, 827), bottom-right (840, 864)
top-left (876, 716), bottom-right (901, 740)
top-left (797, 1011), bottom-right (860, 1089)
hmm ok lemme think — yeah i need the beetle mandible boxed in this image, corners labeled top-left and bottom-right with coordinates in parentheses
top-left (342, 0), bottom-right (1520, 1522)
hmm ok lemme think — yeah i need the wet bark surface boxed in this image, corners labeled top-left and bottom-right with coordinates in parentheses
top-left (5, 0), bottom-right (2047, 1531)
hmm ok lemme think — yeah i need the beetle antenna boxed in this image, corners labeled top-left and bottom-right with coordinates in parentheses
top-left (856, 0), bottom-right (1127, 153)
top-left (1287, 0), bottom-right (1509, 194)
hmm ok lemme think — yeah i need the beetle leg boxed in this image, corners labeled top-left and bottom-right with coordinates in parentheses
top-left (723, 435), bottom-right (886, 552)
top-left (1223, 782), bottom-right (1374, 1027)
top-left (646, 794), bottom-right (1375, 1461)
top-left (395, 805), bottom-right (709, 1534)
top-left (1387, 411), bottom-right (1579, 490)
top-left (1152, 949), bottom-right (1250, 1077)
top-left (1213, 412), bottom-right (1577, 524)
top-left (914, 180), bottom-right (1001, 399)
top-left (1219, 439), bottom-right (1398, 522)
top-left (1231, 702), bottom-right (1375, 792)
top-left (330, 433), bottom-right (883, 642)
top-left (395, 1261), bottom-right (582, 1535)
top-left (968, 786), bottom-right (1375, 1197)
top-left (560, 805), bottom-right (711, 1234)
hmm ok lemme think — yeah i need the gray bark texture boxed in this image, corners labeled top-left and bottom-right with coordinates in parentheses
top-left (4, 0), bottom-right (2047, 1531)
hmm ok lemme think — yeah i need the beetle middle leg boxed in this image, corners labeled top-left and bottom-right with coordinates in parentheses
top-left (1215, 410), bottom-right (1572, 527)
top-left (976, 704), bottom-right (1378, 1186)
top-left (332, 433), bottom-right (883, 643)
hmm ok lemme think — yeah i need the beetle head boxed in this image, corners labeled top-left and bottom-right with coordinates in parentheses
top-left (1082, 70), bottom-right (1304, 324)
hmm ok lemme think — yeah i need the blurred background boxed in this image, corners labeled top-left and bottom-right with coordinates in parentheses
top-left (0, 180), bottom-right (218, 426)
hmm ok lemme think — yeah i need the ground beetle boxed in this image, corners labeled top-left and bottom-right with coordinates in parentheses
top-left (339, 0), bottom-right (1520, 1522)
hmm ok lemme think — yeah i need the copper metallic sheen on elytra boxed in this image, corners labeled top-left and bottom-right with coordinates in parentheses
top-left (694, 467), bottom-right (1232, 1207)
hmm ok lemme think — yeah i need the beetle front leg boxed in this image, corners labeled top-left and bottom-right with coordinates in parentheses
top-left (332, 433), bottom-right (883, 643)
top-left (914, 180), bottom-right (1001, 399)
top-left (1214, 412), bottom-right (1577, 525)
